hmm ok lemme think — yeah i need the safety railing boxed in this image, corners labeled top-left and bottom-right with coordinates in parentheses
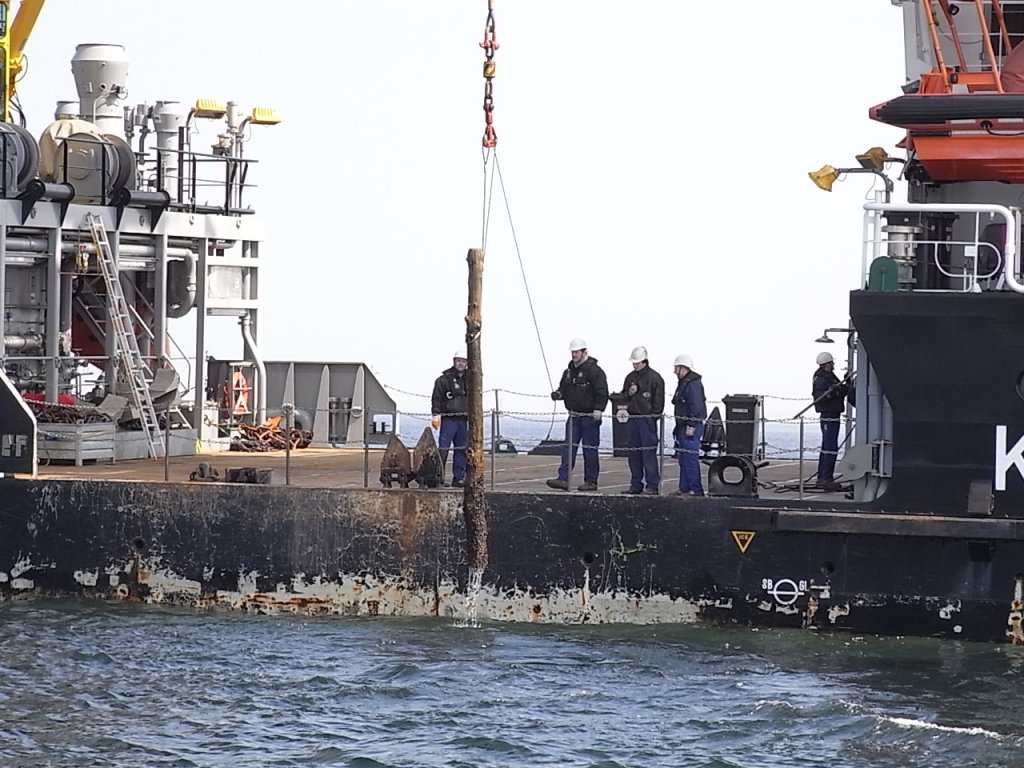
top-left (861, 203), bottom-right (1019, 293)
top-left (147, 145), bottom-right (258, 215)
top-left (27, 389), bottom-right (855, 499)
top-left (28, 134), bottom-right (260, 217)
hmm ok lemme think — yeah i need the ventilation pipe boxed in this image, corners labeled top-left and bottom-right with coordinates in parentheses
top-left (70, 43), bottom-right (130, 140)
top-left (59, 264), bottom-right (74, 337)
top-left (239, 313), bottom-right (267, 423)
top-left (54, 100), bottom-right (79, 120)
top-left (152, 101), bottom-right (184, 192)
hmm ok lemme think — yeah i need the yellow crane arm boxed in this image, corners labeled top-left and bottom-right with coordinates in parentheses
top-left (2, 0), bottom-right (46, 121)
top-left (9, 0), bottom-right (43, 65)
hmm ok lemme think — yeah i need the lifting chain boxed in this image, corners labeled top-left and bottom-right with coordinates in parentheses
top-left (480, 0), bottom-right (499, 149)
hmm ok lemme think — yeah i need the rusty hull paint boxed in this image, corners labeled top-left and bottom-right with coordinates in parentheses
top-left (3, 478), bottom-right (1024, 639)
top-left (0, 479), bottom-right (718, 624)
top-left (9, 480), bottom-right (465, 611)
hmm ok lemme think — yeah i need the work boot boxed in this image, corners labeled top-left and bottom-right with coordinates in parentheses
top-left (621, 487), bottom-right (643, 495)
top-left (451, 478), bottom-right (465, 488)
top-left (546, 478), bottom-right (569, 491)
top-left (577, 482), bottom-right (598, 492)
top-left (644, 487), bottom-right (660, 495)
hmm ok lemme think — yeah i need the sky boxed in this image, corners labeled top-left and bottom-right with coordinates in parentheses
top-left (16, 1), bottom-right (908, 423)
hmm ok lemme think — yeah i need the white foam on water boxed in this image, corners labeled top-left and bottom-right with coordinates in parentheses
top-left (453, 566), bottom-right (485, 629)
top-left (881, 716), bottom-right (1001, 739)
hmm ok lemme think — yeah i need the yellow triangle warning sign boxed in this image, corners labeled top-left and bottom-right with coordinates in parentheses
top-left (731, 530), bottom-right (755, 554)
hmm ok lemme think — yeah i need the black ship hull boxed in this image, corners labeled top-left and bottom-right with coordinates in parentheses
top-left (1, 472), bottom-right (1020, 644)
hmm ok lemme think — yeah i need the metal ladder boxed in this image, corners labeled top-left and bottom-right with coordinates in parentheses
top-left (86, 213), bottom-right (163, 458)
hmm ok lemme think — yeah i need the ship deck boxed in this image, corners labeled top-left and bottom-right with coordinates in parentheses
top-left (30, 447), bottom-right (847, 500)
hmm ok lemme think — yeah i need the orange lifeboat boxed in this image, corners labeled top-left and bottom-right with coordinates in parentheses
top-left (869, 0), bottom-right (1024, 183)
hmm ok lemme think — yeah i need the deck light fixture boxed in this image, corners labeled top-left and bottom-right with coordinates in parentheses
top-left (191, 98), bottom-right (227, 120)
top-left (816, 327), bottom-right (855, 344)
top-left (234, 107), bottom-right (282, 159)
top-left (808, 161), bottom-right (893, 203)
top-left (185, 99), bottom-right (229, 140)
top-left (245, 107), bottom-right (281, 126)
top-left (808, 164), bottom-right (840, 192)
top-left (856, 147), bottom-right (889, 171)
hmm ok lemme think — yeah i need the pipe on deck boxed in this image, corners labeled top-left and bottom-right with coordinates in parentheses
top-left (239, 313), bottom-right (267, 424)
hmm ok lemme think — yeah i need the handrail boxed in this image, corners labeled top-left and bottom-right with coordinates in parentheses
top-left (164, 332), bottom-right (193, 397)
top-left (862, 201), bottom-right (1021, 293)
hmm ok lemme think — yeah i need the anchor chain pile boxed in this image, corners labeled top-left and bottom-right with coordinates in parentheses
top-left (230, 417), bottom-right (313, 452)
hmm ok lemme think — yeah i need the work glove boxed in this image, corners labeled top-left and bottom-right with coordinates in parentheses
top-left (684, 425), bottom-right (696, 439)
top-left (431, 416), bottom-right (441, 430)
top-left (592, 410), bottom-right (603, 423)
top-left (550, 390), bottom-right (562, 401)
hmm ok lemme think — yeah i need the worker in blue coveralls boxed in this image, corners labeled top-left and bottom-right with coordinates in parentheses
top-left (812, 350), bottom-right (848, 490)
top-left (431, 349), bottom-right (469, 487)
top-left (619, 346), bottom-right (665, 495)
top-left (671, 353), bottom-right (707, 496)
top-left (546, 337), bottom-right (609, 492)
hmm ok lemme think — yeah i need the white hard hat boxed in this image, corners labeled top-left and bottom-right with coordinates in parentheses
top-left (569, 337), bottom-right (587, 352)
top-left (816, 351), bottom-right (834, 365)
top-left (628, 345), bottom-right (648, 363)
top-left (453, 349), bottom-right (467, 360)
top-left (673, 353), bottom-right (693, 369)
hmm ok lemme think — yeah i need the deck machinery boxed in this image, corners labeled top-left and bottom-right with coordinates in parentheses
top-left (0, 41), bottom-right (276, 461)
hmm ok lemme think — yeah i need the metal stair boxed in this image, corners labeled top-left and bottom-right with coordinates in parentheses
top-left (86, 213), bottom-right (163, 458)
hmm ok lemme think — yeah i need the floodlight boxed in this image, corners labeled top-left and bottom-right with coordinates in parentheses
top-left (192, 98), bottom-right (227, 120)
top-left (808, 165), bottom-right (839, 192)
top-left (856, 147), bottom-right (889, 171)
top-left (247, 107), bottom-right (281, 126)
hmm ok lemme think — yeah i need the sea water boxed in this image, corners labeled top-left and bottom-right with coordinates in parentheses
top-left (1, 600), bottom-right (1021, 767)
